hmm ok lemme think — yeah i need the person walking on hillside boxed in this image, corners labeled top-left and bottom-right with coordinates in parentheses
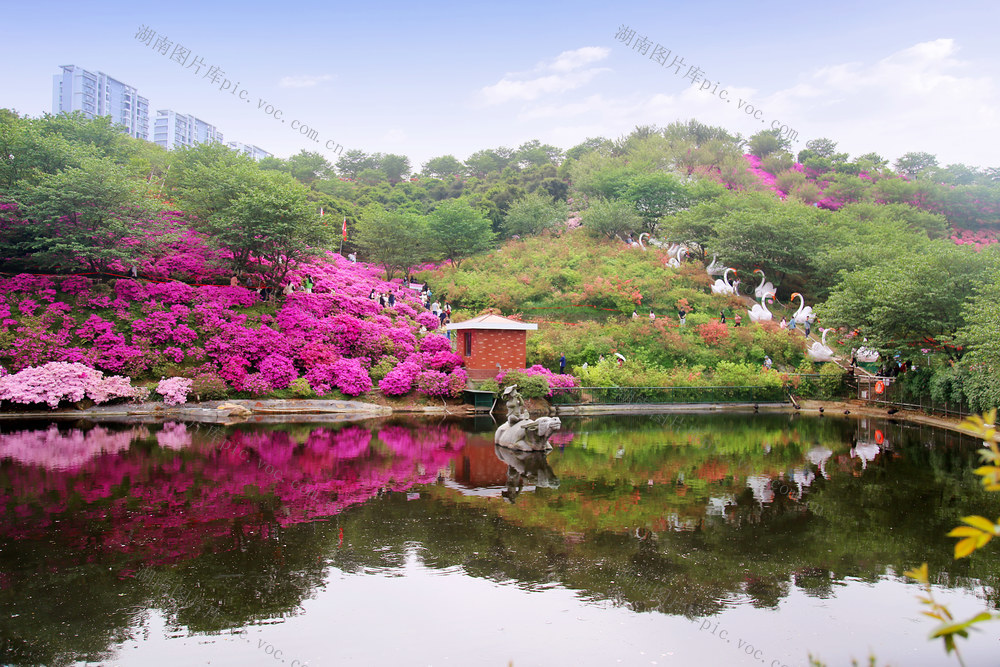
top-left (763, 356), bottom-right (773, 370)
top-left (720, 310), bottom-right (726, 324)
top-left (388, 292), bottom-right (396, 307)
top-left (559, 354), bottom-right (566, 373)
top-left (649, 311), bottom-right (655, 322)
top-left (804, 320), bottom-right (812, 338)
top-left (632, 309), bottom-right (639, 320)
top-left (302, 275), bottom-right (314, 293)
top-left (734, 314), bottom-right (742, 328)
top-left (678, 308), bottom-right (686, 326)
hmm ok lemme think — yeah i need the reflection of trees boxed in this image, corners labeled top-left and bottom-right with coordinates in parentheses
top-left (1, 416), bottom-right (998, 666)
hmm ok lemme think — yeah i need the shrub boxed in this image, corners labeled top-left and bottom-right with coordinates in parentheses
top-left (191, 371), bottom-right (230, 401)
top-left (288, 377), bottom-right (316, 398)
top-left (417, 370), bottom-right (450, 396)
top-left (815, 363), bottom-right (846, 399)
top-left (0, 362), bottom-right (140, 408)
top-left (478, 378), bottom-right (500, 393)
top-left (379, 361), bottom-right (421, 396)
top-left (259, 353), bottom-right (298, 389)
top-left (369, 356), bottom-right (398, 383)
top-left (156, 376), bottom-right (193, 406)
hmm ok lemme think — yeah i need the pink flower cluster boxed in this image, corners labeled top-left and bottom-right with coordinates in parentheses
top-left (496, 364), bottom-right (577, 397)
top-left (155, 377), bottom-right (192, 405)
top-left (0, 217), bottom-right (466, 402)
top-left (0, 362), bottom-right (142, 408)
top-left (951, 228), bottom-right (1000, 251)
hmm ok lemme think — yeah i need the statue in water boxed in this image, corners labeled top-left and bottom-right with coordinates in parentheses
top-left (495, 385), bottom-right (562, 452)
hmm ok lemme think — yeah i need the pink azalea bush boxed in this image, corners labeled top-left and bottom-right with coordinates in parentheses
top-left (0, 362), bottom-right (141, 408)
top-left (156, 376), bottom-right (193, 405)
top-left (0, 216), bottom-right (464, 403)
top-left (496, 364), bottom-right (577, 397)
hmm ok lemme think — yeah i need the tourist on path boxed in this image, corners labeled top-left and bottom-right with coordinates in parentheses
top-left (720, 310), bottom-right (726, 324)
top-left (678, 308), bottom-right (686, 326)
top-left (734, 314), bottom-right (742, 327)
top-left (649, 311), bottom-right (655, 321)
top-left (559, 354), bottom-right (566, 373)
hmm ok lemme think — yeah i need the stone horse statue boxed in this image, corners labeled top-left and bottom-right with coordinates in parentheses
top-left (494, 385), bottom-right (562, 452)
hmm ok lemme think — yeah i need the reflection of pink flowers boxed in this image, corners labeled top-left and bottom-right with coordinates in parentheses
top-left (0, 422), bottom-right (465, 567)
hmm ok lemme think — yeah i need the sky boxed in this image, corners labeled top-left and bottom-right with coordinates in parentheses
top-left (2, 0), bottom-right (998, 170)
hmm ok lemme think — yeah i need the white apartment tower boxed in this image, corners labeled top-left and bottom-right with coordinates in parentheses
top-left (153, 110), bottom-right (223, 150)
top-left (226, 141), bottom-right (273, 161)
top-left (52, 65), bottom-right (149, 140)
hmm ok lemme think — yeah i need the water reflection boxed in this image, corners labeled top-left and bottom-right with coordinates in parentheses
top-left (0, 414), bottom-right (996, 666)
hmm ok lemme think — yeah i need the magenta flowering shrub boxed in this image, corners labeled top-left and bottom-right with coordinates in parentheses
top-left (59, 276), bottom-right (92, 295)
top-left (307, 357), bottom-right (373, 396)
top-left (0, 362), bottom-right (140, 408)
top-left (378, 361), bottom-right (421, 396)
top-left (241, 373), bottom-right (271, 395)
top-left (416, 370), bottom-right (450, 396)
top-left (447, 368), bottom-right (468, 397)
top-left (419, 334), bottom-right (452, 354)
top-left (497, 364), bottom-right (577, 396)
top-left (259, 353), bottom-right (298, 389)
top-left (416, 312), bottom-right (440, 329)
top-left (0, 215), bottom-right (465, 399)
top-left (425, 350), bottom-right (463, 373)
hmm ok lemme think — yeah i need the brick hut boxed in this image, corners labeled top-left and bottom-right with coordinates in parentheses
top-left (446, 314), bottom-right (538, 380)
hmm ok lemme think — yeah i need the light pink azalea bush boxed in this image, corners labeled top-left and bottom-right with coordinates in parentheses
top-left (156, 376), bottom-right (193, 405)
top-left (0, 362), bottom-right (142, 407)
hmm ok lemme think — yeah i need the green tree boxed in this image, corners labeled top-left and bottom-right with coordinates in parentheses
top-left (565, 137), bottom-right (611, 161)
top-left (514, 140), bottom-right (563, 168)
top-left (464, 147), bottom-right (515, 177)
top-left (955, 270), bottom-right (1000, 411)
top-left (422, 155), bottom-right (465, 178)
top-left (204, 170), bottom-right (328, 287)
top-left (377, 153), bottom-right (411, 184)
top-left (581, 198), bottom-right (641, 240)
top-left (818, 243), bottom-right (995, 358)
top-left (353, 204), bottom-right (427, 280)
top-left (285, 150), bottom-right (332, 186)
top-left (501, 192), bottom-right (568, 238)
top-left (712, 202), bottom-right (822, 288)
top-left (426, 199), bottom-right (495, 268)
top-left (620, 172), bottom-right (692, 234)
top-left (335, 149), bottom-right (379, 179)
top-left (746, 129), bottom-right (791, 158)
top-left (894, 151), bottom-right (939, 178)
top-left (11, 157), bottom-right (161, 272)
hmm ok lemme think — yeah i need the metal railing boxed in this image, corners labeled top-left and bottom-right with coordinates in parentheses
top-left (852, 377), bottom-right (970, 418)
top-left (550, 385), bottom-right (789, 405)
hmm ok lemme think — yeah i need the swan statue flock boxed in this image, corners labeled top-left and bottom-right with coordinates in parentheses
top-left (667, 247), bottom-right (688, 268)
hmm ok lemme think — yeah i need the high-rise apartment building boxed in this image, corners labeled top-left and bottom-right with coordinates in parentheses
top-left (152, 110), bottom-right (223, 150)
top-left (226, 141), bottom-right (273, 161)
top-left (52, 65), bottom-right (150, 140)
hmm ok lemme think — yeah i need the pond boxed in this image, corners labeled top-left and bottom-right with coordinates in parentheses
top-left (0, 413), bottom-right (996, 666)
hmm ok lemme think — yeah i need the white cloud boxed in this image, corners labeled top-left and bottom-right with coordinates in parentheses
top-left (279, 74), bottom-right (333, 88)
top-left (477, 47), bottom-right (611, 105)
top-left (549, 46), bottom-right (611, 72)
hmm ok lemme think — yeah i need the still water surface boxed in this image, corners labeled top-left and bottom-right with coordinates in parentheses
top-left (0, 413), bottom-right (997, 666)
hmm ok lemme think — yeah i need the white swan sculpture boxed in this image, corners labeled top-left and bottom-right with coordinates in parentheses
top-left (807, 328), bottom-right (836, 362)
top-left (706, 253), bottom-right (725, 277)
top-left (753, 269), bottom-right (776, 300)
top-left (856, 346), bottom-right (879, 363)
top-left (637, 233), bottom-right (649, 250)
top-left (711, 268), bottom-right (737, 295)
top-left (667, 247), bottom-right (688, 268)
top-left (748, 292), bottom-right (775, 323)
top-left (789, 292), bottom-right (816, 324)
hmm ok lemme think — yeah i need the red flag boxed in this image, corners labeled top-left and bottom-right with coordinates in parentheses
top-left (342, 216), bottom-right (347, 240)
